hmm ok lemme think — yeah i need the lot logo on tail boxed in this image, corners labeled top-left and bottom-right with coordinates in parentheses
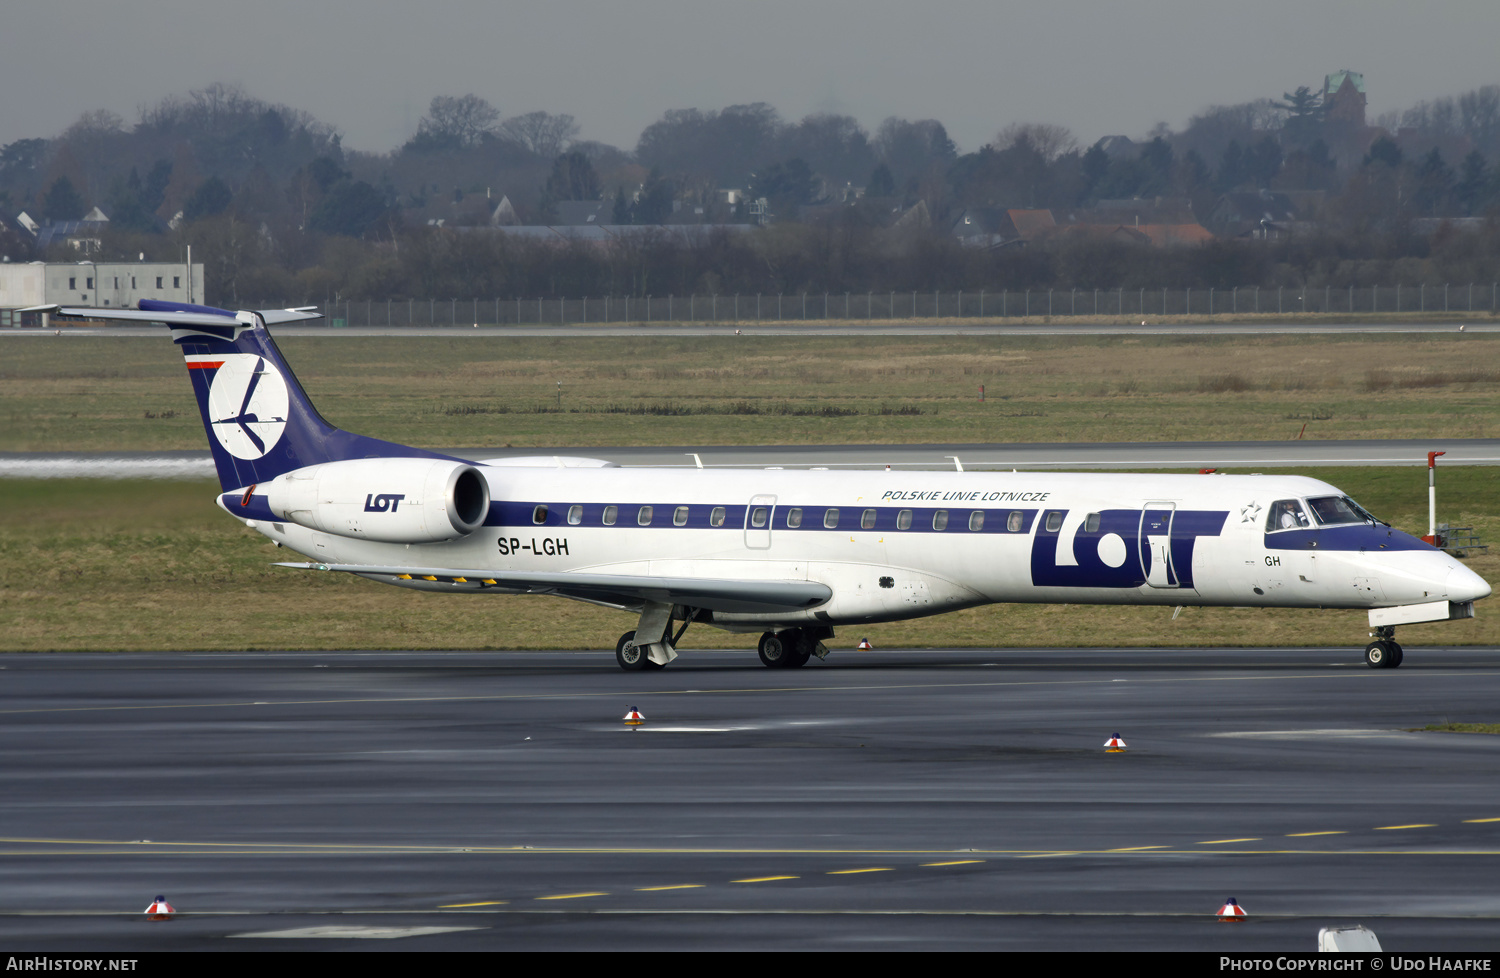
top-left (204, 354), bottom-right (290, 460)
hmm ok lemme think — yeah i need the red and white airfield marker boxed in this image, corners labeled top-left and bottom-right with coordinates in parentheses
top-left (857, 638), bottom-right (873, 650)
top-left (623, 707), bottom-right (645, 726)
top-left (1104, 733), bottom-right (1127, 752)
top-left (144, 895), bottom-right (175, 920)
top-left (1217, 897), bottom-right (1247, 921)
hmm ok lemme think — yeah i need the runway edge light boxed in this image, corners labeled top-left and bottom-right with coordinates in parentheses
top-left (1104, 732), bottom-right (1127, 752)
top-left (857, 638), bottom-right (873, 650)
top-left (145, 895), bottom-right (175, 920)
top-left (624, 706), bottom-right (644, 726)
top-left (1217, 897), bottom-right (1247, 921)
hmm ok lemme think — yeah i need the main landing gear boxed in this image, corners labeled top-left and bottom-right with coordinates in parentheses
top-left (757, 628), bottom-right (829, 669)
top-left (1364, 626), bottom-right (1404, 669)
top-left (615, 630), bottom-right (666, 671)
top-left (614, 621), bottom-right (833, 671)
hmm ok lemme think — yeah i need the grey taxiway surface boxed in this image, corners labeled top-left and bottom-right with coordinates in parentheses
top-left (4, 648), bottom-right (1500, 951)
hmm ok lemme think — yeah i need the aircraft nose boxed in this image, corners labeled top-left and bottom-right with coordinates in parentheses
top-left (1448, 564), bottom-right (1492, 604)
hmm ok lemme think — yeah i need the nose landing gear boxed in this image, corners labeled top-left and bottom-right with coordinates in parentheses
top-left (1364, 626), bottom-right (1404, 669)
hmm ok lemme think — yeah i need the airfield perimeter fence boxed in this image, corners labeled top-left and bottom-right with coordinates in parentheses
top-left (256, 284), bottom-right (1500, 327)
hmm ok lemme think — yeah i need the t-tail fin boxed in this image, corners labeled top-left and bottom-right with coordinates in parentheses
top-left (58, 300), bottom-right (458, 492)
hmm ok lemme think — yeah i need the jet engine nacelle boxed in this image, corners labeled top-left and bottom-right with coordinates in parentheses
top-left (262, 458), bottom-right (490, 544)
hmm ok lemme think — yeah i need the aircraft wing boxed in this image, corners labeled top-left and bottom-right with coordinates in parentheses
top-left (276, 562), bottom-right (832, 614)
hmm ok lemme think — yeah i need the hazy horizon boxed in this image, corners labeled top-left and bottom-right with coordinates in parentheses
top-left (4, 0), bottom-right (1498, 156)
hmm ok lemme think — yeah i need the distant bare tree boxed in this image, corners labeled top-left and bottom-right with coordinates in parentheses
top-left (991, 123), bottom-right (1076, 161)
top-left (500, 111), bottom-right (579, 159)
top-left (1459, 86), bottom-right (1500, 156)
top-left (873, 118), bottom-right (956, 189)
top-left (1175, 102), bottom-right (1280, 168)
top-left (419, 95), bottom-right (501, 148)
top-left (636, 103), bottom-right (782, 186)
top-left (63, 109), bottom-right (125, 141)
top-left (778, 114), bottom-right (875, 186)
top-left (58, 109), bottom-right (127, 199)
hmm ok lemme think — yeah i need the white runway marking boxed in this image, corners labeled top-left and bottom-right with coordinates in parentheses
top-left (231, 925), bottom-right (483, 939)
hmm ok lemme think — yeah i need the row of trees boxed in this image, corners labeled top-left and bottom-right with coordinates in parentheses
top-left (84, 208), bottom-right (1500, 309)
top-left (7, 81), bottom-right (1500, 303)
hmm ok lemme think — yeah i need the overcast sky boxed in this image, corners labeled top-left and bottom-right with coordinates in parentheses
top-left (4, 1), bottom-right (1497, 155)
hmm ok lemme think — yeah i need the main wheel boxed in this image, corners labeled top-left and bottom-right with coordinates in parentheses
top-left (758, 631), bottom-right (789, 667)
top-left (616, 631), bottom-right (646, 671)
top-left (1389, 642), bottom-right (1404, 668)
top-left (1364, 640), bottom-right (1394, 669)
top-left (783, 631), bottom-right (812, 668)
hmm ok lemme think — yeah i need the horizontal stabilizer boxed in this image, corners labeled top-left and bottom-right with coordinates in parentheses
top-left (276, 562), bottom-right (832, 614)
top-left (36, 304), bottom-right (322, 326)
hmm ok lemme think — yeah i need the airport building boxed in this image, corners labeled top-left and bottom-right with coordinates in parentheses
top-left (0, 260), bottom-right (205, 326)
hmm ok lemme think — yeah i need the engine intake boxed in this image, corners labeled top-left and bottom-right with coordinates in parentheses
top-left (262, 458), bottom-right (490, 544)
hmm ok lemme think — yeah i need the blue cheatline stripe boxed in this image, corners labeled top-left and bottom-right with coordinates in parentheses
top-left (486, 501), bottom-right (1043, 534)
top-left (1264, 524), bottom-right (1432, 552)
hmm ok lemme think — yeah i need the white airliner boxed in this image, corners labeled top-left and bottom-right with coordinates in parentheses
top-left (37, 300), bottom-right (1490, 670)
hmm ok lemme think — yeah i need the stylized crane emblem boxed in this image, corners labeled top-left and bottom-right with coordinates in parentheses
top-left (205, 355), bottom-right (290, 460)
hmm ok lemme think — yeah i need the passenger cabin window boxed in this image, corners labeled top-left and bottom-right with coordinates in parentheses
top-left (896, 509), bottom-right (913, 530)
top-left (710, 506), bottom-right (726, 527)
top-left (637, 505), bottom-right (653, 526)
top-left (750, 506), bottom-right (769, 528)
top-left (532, 505), bottom-right (548, 525)
top-left (786, 507), bottom-right (802, 528)
top-left (1007, 511), bottom-right (1024, 532)
top-left (932, 510), bottom-right (948, 531)
top-left (1045, 512), bottom-right (1063, 532)
top-left (1266, 499), bottom-right (1310, 532)
top-left (673, 506), bottom-right (689, 526)
top-left (861, 508), bottom-right (877, 530)
top-left (969, 511), bottom-right (985, 531)
top-left (823, 508), bottom-right (839, 529)
top-left (567, 505), bottom-right (582, 525)
top-left (1084, 513), bottom-right (1101, 533)
top-left (602, 505), bottom-right (618, 526)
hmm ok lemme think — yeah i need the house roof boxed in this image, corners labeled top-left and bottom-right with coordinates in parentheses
top-left (1007, 209), bottom-right (1055, 238)
top-left (1053, 223), bottom-right (1213, 247)
top-left (553, 200), bottom-right (606, 226)
top-left (1132, 223), bottom-right (1215, 246)
top-left (454, 223), bottom-right (757, 245)
top-left (1213, 191), bottom-right (1300, 225)
top-left (35, 219), bottom-right (109, 249)
top-left (1325, 70), bottom-right (1364, 95)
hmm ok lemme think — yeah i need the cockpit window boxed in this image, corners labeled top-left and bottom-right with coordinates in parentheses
top-left (1307, 495), bottom-right (1377, 526)
top-left (1266, 499), bottom-right (1311, 532)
